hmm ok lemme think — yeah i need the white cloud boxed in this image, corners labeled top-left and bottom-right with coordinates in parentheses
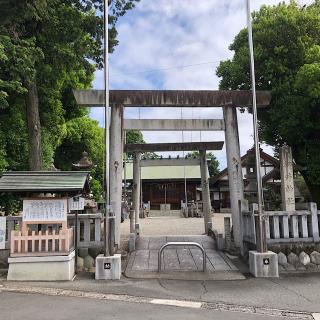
top-left (91, 0), bottom-right (289, 168)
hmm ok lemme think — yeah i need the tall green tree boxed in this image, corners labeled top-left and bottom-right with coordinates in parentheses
top-left (0, 0), bottom-right (140, 210)
top-left (186, 151), bottom-right (220, 177)
top-left (217, 1), bottom-right (320, 204)
top-left (0, 0), bottom-right (140, 171)
top-left (54, 120), bottom-right (146, 199)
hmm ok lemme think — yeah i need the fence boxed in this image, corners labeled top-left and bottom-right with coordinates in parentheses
top-left (3, 213), bottom-right (104, 251)
top-left (10, 228), bottom-right (73, 257)
top-left (241, 200), bottom-right (320, 246)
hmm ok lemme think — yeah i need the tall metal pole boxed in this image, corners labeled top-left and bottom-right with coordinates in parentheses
top-left (104, 0), bottom-right (110, 256)
top-left (180, 108), bottom-right (188, 213)
top-left (124, 131), bottom-right (127, 203)
top-left (246, 0), bottom-right (267, 253)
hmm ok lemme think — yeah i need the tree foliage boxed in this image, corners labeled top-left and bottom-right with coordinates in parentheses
top-left (0, 0), bottom-right (140, 169)
top-left (216, 1), bottom-right (320, 203)
top-left (186, 151), bottom-right (220, 177)
top-left (0, 0), bottom-right (140, 210)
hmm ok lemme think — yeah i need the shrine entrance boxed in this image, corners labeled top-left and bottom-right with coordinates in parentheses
top-left (73, 89), bottom-right (270, 279)
top-left (74, 89), bottom-right (271, 249)
top-left (125, 141), bottom-right (223, 236)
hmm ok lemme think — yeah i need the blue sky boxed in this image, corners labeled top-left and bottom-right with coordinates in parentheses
top-left (89, 0), bottom-right (306, 169)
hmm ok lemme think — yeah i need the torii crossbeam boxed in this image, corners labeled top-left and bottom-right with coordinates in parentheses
top-left (73, 89), bottom-right (271, 107)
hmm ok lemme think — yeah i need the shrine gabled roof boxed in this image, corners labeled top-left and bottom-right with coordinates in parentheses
top-left (0, 171), bottom-right (91, 193)
top-left (211, 148), bottom-right (279, 185)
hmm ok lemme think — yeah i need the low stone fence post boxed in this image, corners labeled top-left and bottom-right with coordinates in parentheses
top-left (309, 202), bottom-right (319, 242)
top-left (224, 217), bottom-right (231, 251)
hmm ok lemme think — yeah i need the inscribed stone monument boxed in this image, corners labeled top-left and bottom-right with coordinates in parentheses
top-left (280, 146), bottom-right (295, 211)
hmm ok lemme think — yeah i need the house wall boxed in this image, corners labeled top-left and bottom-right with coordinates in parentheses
top-left (211, 151), bottom-right (279, 212)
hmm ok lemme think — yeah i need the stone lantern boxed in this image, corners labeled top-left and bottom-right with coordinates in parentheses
top-left (72, 151), bottom-right (95, 171)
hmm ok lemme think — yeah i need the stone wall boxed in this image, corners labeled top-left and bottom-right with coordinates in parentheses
top-left (76, 248), bottom-right (104, 272)
top-left (274, 244), bottom-right (320, 272)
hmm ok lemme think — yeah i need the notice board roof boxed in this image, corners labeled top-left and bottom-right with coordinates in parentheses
top-left (0, 171), bottom-right (91, 193)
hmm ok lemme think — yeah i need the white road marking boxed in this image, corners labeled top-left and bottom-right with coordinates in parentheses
top-left (313, 314), bottom-right (320, 320)
top-left (150, 298), bottom-right (202, 309)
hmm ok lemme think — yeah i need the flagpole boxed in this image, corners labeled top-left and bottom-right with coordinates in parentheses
top-left (104, 0), bottom-right (110, 256)
top-left (246, 0), bottom-right (267, 253)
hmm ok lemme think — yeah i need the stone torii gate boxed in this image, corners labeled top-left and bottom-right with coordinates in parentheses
top-left (125, 141), bottom-right (224, 235)
top-left (73, 89), bottom-right (271, 250)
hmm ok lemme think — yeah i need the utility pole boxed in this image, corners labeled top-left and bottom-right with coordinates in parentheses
top-left (246, 0), bottom-right (267, 253)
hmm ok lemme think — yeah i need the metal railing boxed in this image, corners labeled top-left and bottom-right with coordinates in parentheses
top-left (158, 242), bottom-right (206, 272)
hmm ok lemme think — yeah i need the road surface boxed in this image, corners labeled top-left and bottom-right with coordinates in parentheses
top-left (0, 291), bottom-right (303, 320)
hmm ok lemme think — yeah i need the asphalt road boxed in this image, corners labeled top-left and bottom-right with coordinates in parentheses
top-left (0, 292), bottom-right (302, 320)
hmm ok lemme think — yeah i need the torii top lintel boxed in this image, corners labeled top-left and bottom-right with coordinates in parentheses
top-left (73, 89), bottom-right (271, 108)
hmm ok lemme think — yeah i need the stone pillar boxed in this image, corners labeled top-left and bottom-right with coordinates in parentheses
top-left (223, 106), bottom-right (244, 249)
top-left (109, 104), bottom-right (123, 246)
top-left (280, 146), bottom-right (295, 211)
top-left (132, 152), bottom-right (141, 234)
top-left (200, 150), bottom-right (212, 234)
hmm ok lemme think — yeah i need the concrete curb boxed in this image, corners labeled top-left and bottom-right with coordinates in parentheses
top-left (0, 283), bottom-right (315, 319)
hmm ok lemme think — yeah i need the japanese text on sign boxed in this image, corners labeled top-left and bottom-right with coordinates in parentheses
top-left (23, 199), bottom-right (68, 222)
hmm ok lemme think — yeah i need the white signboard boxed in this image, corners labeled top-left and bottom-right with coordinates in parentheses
top-left (0, 217), bottom-right (6, 249)
top-left (68, 197), bottom-right (85, 211)
top-left (23, 199), bottom-right (67, 222)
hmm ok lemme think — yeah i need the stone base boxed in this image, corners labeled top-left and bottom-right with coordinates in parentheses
top-left (7, 251), bottom-right (75, 281)
top-left (95, 254), bottom-right (121, 280)
top-left (249, 250), bottom-right (279, 278)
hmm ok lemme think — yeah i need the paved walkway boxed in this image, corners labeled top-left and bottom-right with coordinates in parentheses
top-left (125, 235), bottom-right (244, 280)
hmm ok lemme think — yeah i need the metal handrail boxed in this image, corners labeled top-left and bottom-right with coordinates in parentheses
top-left (158, 242), bottom-right (206, 272)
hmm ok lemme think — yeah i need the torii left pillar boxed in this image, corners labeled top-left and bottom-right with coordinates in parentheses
top-left (109, 104), bottom-right (123, 247)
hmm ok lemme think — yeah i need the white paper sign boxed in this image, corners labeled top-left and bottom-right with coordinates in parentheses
top-left (0, 217), bottom-right (6, 250)
top-left (23, 199), bottom-right (67, 222)
top-left (68, 197), bottom-right (85, 211)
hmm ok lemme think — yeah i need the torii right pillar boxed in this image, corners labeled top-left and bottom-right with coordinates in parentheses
top-left (223, 106), bottom-right (245, 251)
top-left (200, 149), bottom-right (212, 234)
top-left (132, 152), bottom-right (141, 235)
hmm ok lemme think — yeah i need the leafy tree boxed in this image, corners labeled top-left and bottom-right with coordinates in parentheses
top-left (216, 1), bottom-right (320, 204)
top-left (54, 117), bottom-right (104, 200)
top-left (0, 0), bottom-right (140, 211)
top-left (186, 151), bottom-right (220, 177)
top-left (0, 0), bottom-right (140, 171)
top-left (125, 130), bottom-right (159, 159)
top-left (54, 121), bottom-right (146, 199)
top-left (126, 130), bottom-right (145, 145)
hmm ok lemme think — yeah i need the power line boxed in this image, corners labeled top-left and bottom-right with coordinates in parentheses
top-left (110, 60), bottom-right (220, 76)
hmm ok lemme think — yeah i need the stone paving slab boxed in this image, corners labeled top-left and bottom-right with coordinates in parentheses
top-left (125, 235), bottom-right (245, 280)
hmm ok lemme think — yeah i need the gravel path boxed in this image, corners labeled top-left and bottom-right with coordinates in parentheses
top-left (120, 213), bottom-right (232, 237)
